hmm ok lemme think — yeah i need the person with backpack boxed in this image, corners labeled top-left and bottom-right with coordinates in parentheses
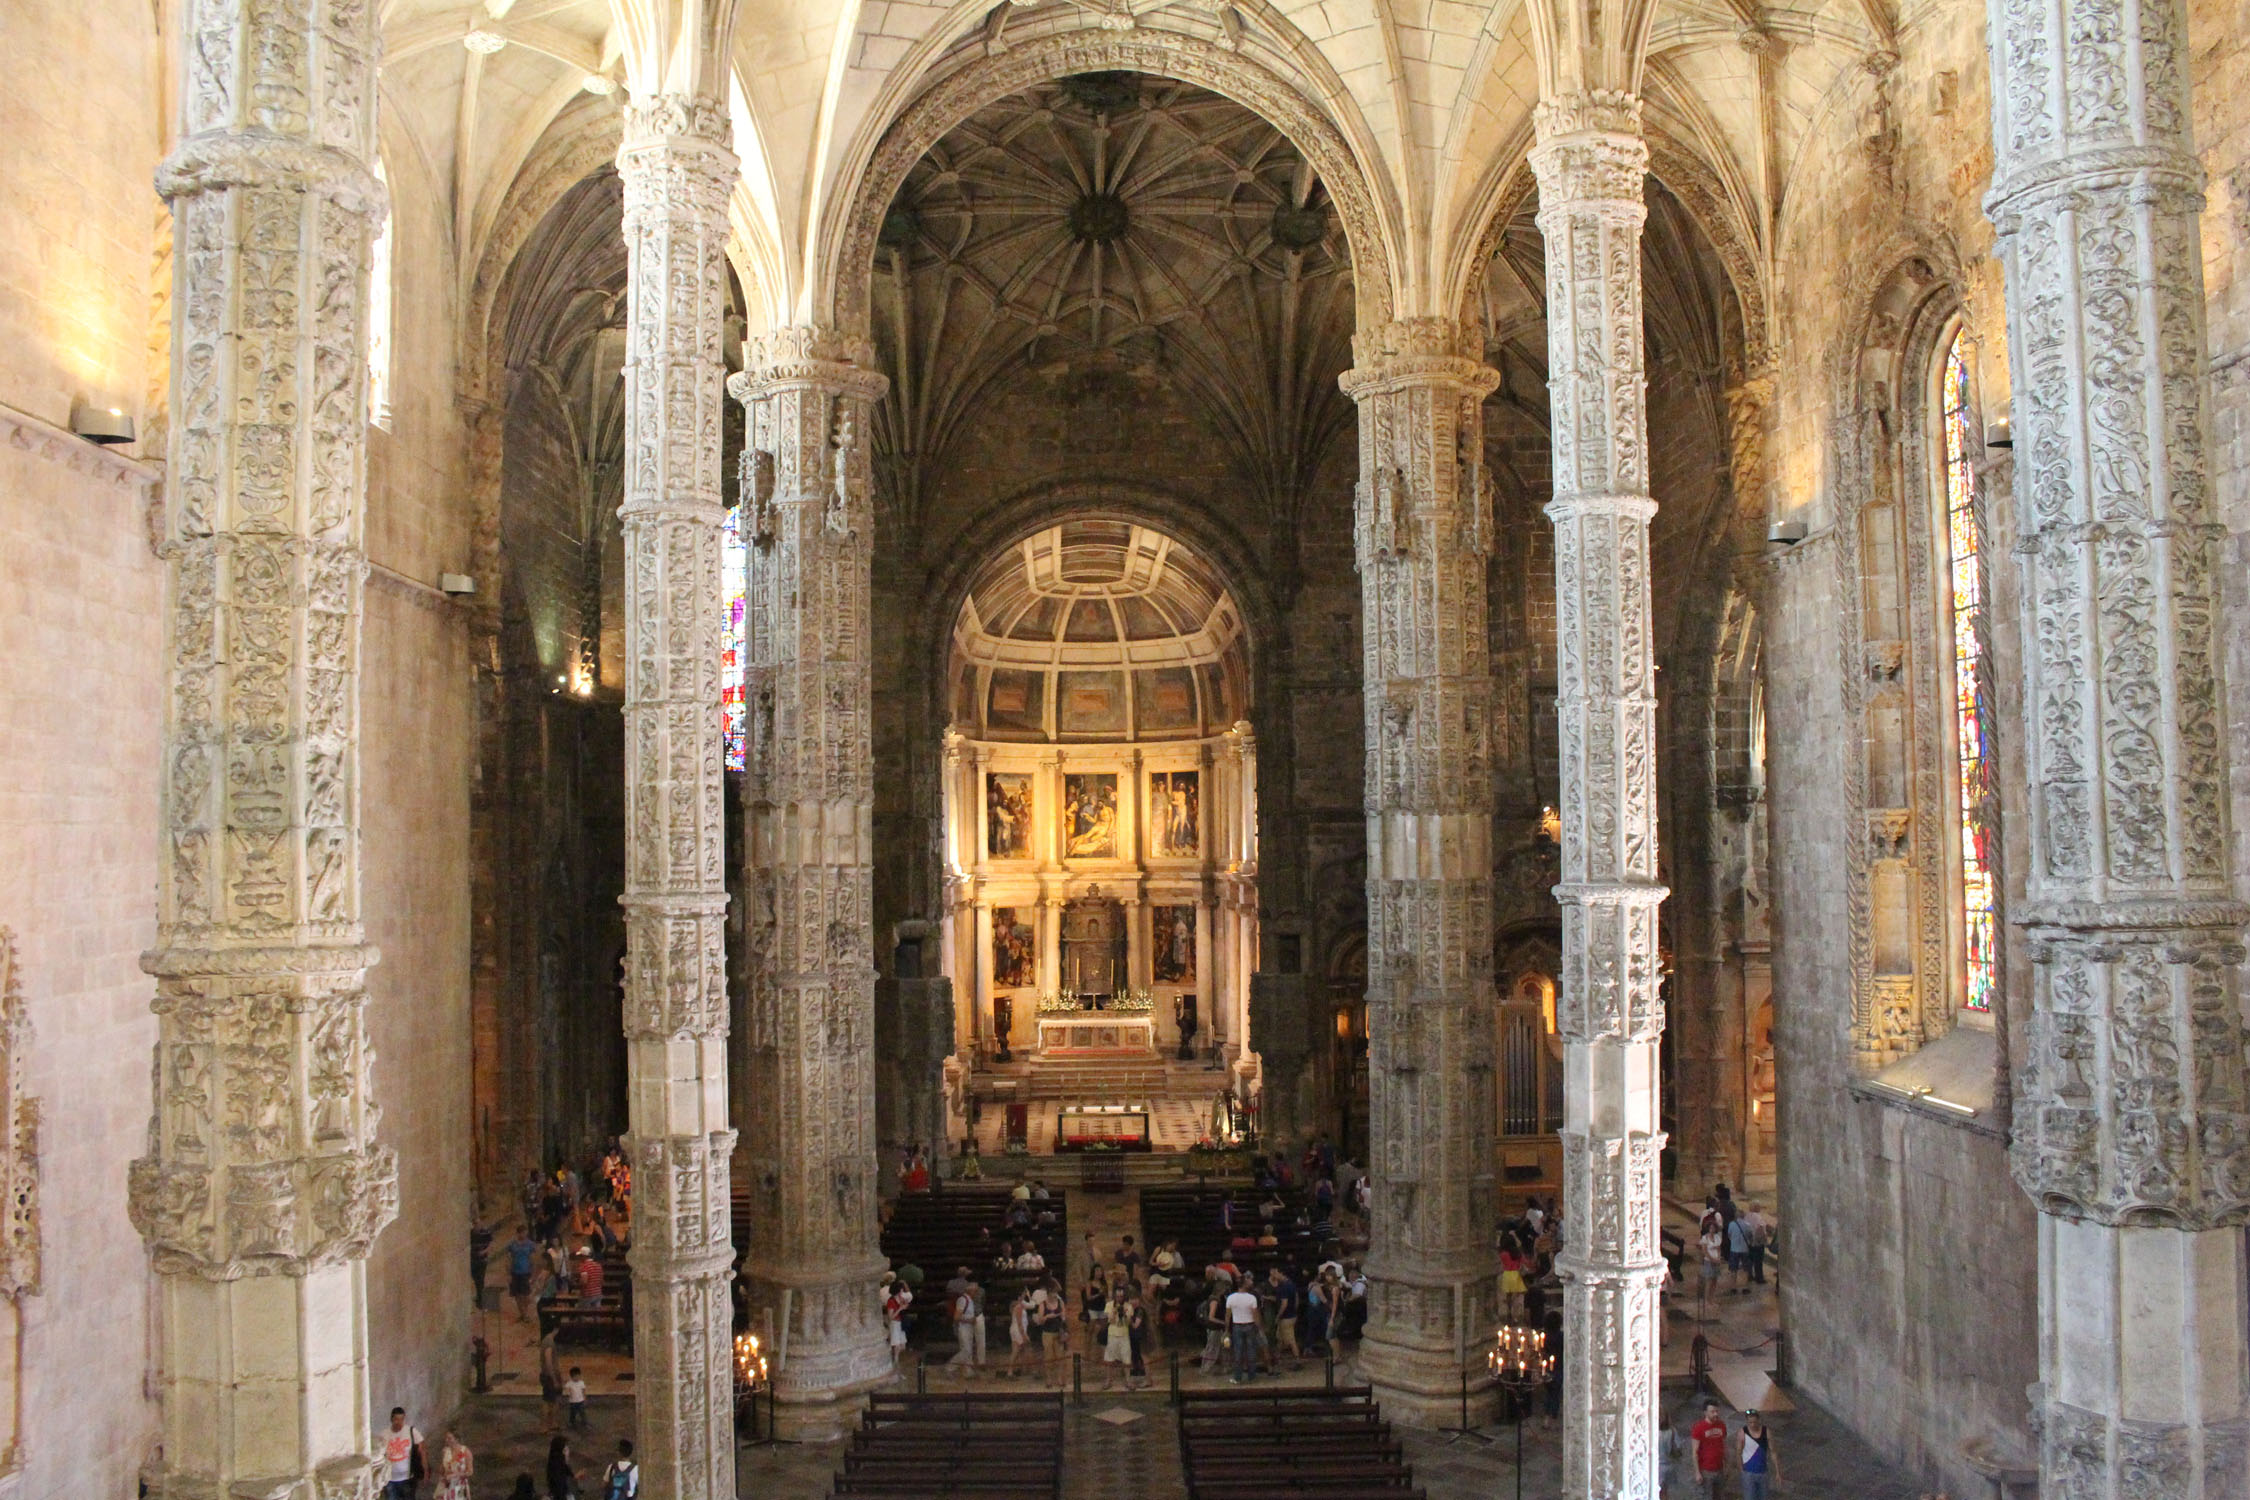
top-left (600, 1440), bottom-right (638, 1500)
top-left (1742, 1203), bottom-right (1772, 1285)
top-left (948, 1275), bottom-right (983, 1369)
top-left (380, 1408), bottom-right (425, 1500)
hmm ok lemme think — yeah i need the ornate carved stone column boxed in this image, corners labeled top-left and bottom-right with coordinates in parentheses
top-left (733, 327), bottom-right (892, 1436)
top-left (1339, 317), bottom-right (1502, 1425)
top-left (129, 0), bottom-right (398, 1490)
top-left (1530, 91), bottom-right (1668, 1500)
top-left (1986, 0), bottom-right (2250, 1488)
top-left (614, 97), bottom-right (738, 1500)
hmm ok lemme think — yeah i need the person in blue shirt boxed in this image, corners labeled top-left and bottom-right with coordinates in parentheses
top-left (506, 1228), bottom-right (539, 1322)
top-left (1739, 1410), bottom-right (1779, 1498)
top-left (1725, 1214), bottom-right (1752, 1294)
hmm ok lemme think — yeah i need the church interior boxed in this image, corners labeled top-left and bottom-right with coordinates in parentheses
top-left (4, 0), bottom-right (2249, 1492)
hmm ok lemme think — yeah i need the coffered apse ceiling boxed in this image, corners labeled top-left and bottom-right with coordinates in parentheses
top-left (951, 519), bottom-right (1251, 741)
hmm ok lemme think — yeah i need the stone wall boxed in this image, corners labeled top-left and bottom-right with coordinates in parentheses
top-left (0, 426), bottom-right (165, 1493)
top-left (355, 115), bottom-right (482, 1434)
top-left (0, 0), bottom-right (169, 1485)
top-left (1756, 0), bottom-right (2052, 1489)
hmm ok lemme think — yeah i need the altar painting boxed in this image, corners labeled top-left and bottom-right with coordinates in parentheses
top-left (1150, 770), bottom-right (1199, 857)
top-left (986, 772), bottom-right (1032, 860)
top-left (1064, 773), bottom-right (1118, 858)
top-left (1153, 904), bottom-right (1196, 983)
top-left (993, 907), bottom-right (1035, 987)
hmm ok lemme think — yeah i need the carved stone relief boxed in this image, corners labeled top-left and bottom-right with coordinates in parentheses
top-left (1339, 316), bottom-right (1503, 1423)
top-left (614, 95), bottom-right (739, 1500)
top-left (731, 326), bottom-right (895, 1431)
top-left (1988, 0), bottom-right (2250, 1486)
top-left (135, 0), bottom-right (395, 1490)
top-left (1530, 90), bottom-right (1669, 1500)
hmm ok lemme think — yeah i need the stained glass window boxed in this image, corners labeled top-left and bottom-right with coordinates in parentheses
top-left (1941, 331), bottom-right (1994, 1012)
top-left (722, 504), bottom-right (748, 772)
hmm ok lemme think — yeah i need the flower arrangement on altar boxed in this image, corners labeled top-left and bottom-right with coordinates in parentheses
top-left (1035, 986), bottom-right (1157, 1016)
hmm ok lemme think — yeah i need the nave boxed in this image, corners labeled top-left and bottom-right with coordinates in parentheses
top-left (448, 1180), bottom-right (1931, 1499)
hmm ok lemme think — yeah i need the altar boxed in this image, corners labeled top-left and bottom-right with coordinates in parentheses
top-left (1035, 1012), bottom-right (1157, 1055)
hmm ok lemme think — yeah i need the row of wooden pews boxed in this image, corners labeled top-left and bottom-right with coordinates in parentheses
top-left (1141, 1184), bottom-right (1328, 1283)
top-left (1177, 1387), bottom-right (1424, 1500)
top-left (536, 1244), bottom-right (634, 1349)
top-left (830, 1391), bottom-right (1064, 1499)
top-left (880, 1186), bottom-right (1068, 1339)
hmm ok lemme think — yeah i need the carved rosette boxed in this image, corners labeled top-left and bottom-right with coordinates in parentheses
top-left (1988, 0), bottom-right (2250, 1486)
top-left (135, 0), bottom-right (393, 1490)
top-left (1531, 93), bottom-right (1669, 1500)
top-left (615, 93), bottom-right (740, 1500)
top-left (730, 328), bottom-right (896, 1419)
top-left (1337, 319), bottom-right (1505, 1414)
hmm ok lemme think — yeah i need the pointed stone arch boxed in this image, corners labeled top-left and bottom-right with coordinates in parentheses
top-left (821, 27), bottom-right (1400, 340)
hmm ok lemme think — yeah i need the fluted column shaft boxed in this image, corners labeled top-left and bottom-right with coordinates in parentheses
top-left (615, 98), bottom-right (738, 1500)
top-left (1531, 91), bottom-right (1669, 1500)
top-left (1339, 318), bottom-right (1503, 1424)
top-left (733, 328), bottom-right (892, 1435)
top-left (130, 0), bottom-right (397, 1493)
top-left (1986, 0), bottom-right (2250, 1488)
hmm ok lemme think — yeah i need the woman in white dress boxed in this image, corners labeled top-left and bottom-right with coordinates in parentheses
top-left (1102, 1291), bottom-right (1133, 1387)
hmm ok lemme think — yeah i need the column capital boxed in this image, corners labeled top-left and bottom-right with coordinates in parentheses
top-left (736, 326), bottom-right (889, 401)
top-left (1529, 92), bottom-right (1648, 211)
top-left (1532, 88), bottom-right (1644, 140)
top-left (1340, 318), bottom-right (1498, 398)
top-left (616, 96), bottom-right (736, 217)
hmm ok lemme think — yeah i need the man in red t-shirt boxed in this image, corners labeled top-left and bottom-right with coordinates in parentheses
top-left (1689, 1402), bottom-right (1729, 1498)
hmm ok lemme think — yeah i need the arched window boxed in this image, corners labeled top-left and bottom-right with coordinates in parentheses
top-left (722, 504), bottom-right (748, 771)
top-left (367, 159), bottom-right (393, 430)
top-left (1938, 330), bottom-right (1994, 1012)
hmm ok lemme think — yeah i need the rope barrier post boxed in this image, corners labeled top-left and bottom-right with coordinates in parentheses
top-left (1073, 1352), bottom-right (1083, 1406)
top-left (1690, 1332), bottom-right (1710, 1396)
top-left (1325, 1351), bottom-right (1335, 1389)
top-left (1170, 1350), bottom-right (1180, 1406)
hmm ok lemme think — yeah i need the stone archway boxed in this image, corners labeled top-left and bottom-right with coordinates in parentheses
top-left (823, 26), bottom-right (1400, 342)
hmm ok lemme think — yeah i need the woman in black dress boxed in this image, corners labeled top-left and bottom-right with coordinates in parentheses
top-left (545, 1436), bottom-right (576, 1500)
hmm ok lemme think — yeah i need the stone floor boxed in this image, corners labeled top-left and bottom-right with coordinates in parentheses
top-left (448, 1186), bottom-right (1941, 1498)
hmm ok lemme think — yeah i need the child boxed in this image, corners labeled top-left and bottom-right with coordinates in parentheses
top-left (563, 1366), bottom-right (589, 1430)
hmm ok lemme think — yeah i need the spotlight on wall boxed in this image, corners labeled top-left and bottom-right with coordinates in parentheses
top-left (439, 572), bottom-right (478, 596)
top-left (1766, 519), bottom-right (1808, 545)
top-left (1983, 403), bottom-right (2013, 449)
top-left (69, 401), bottom-right (135, 446)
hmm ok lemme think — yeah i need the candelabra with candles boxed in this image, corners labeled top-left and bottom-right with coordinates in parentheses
top-left (1488, 1323), bottom-right (1556, 1500)
top-left (735, 1330), bottom-right (777, 1445)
